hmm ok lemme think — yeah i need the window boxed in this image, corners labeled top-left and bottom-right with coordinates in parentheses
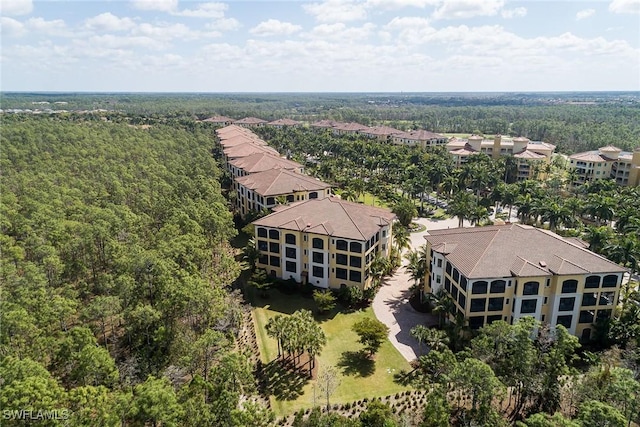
top-left (286, 261), bottom-right (296, 273)
top-left (488, 297), bottom-right (504, 311)
top-left (562, 280), bottom-right (578, 293)
top-left (460, 276), bottom-right (468, 290)
top-left (582, 293), bottom-right (597, 306)
top-left (602, 275), bottom-right (618, 288)
top-left (487, 315), bottom-right (502, 324)
top-left (257, 240), bottom-right (268, 251)
top-left (312, 238), bottom-right (324, 249)
top-left (559, 297), bottom-right (575, 312)
top-left (458, 293), bottom-right (466, 309)
top-left (286, 195), bottom-right (294, 202)
top-left (585, 275), bottom-right (600, 289)
top-left (453, 269), bottom-right (460, 283)
top-left (336, 268), bottom-right (347, 280)
top-left (444, 277), bottom-right (450, 291)
top-left (579, 310), bottom-right (594, 324)
top-left (269, 242), bottom-right (280, 254)
top-left (285, 247), bottom-right (296, 259)
top-left (596, 309), bottom-right (612, 321)
top-left (312, 266), bottom-right (324, 278)
top-left (285, 233), bottom-right (296, 245)
top-left (266, 197), bottom-right (275, 205)
top-left (470, 298), bottom-right (486, 312)
top-left (446, 262), bottom-right (452, 275)
top-left (336, 239), bottom-right (348, 251)
top-left (349, 270), bottom-right (362, 282)
top-left (436, 275), bottom-right (442, 284)
top-left (312, 251), bottom-right (324, 264)
top-left (437, 259), bottom-right (443, 268)
top-left (599, 292), bottom-right (615, 306)
top-left (258, 254), bottom-right (268, 265)
top-left (269, 229), bottom-right (280, 240)
top-left (349, 256), bottom-right (362, 268)
top-left (523, 281), bottom-right (539, 295)
top-left (472, 281), bottom-right (488, 294)
top-left (350, 242), bottom-right (362, 253)
top-left (269, 256), bottom-right (280, 267)
top-left (257, 228), bottom-right (267, 238)
top-left (469, 316), bottom-right (484, 330)
top-left (309, 191), bottom-right (318, 199)
top-left (336, 254), bottom-right (347, 265)
top-left (451, 286), bottom-right (459, 300)
top-left (490, 280), bottom-right (506, 294)
top-left (521, 299), bottom-right (537, 314)
top-left (556, 315), bottom-right (572, 329)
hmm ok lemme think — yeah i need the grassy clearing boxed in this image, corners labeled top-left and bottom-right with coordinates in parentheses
top-left (252, 288), bottom-right (412, 417)
top-left (358, 192), bottom-right (389, 208)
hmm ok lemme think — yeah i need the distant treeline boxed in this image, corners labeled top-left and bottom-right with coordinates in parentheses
top-left (2, 92), bottom-right (639, 153)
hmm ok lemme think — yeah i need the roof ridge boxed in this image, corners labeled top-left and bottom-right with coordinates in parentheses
top-left (334, 198), bottom-right (367, 240)
top-left (468, 227), bottom-right (504, 277)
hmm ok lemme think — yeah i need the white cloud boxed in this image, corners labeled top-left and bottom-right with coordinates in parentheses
top-left (1, 16), bottom-right (26, 37)
top-left (250, 19), bottom-right (302, 36)
top-left (174, 2), bottom-right (227, 18)
top-left (206, 17), bottom-right (241, 32)
top-left (83, 34), bottom-right (165, 51)
top-left (432, 0), bottom-right (505, 20)
top-left (133, 22), bottom-right (196, 40)
top-left (501, 7), bottom-right (526, 19)
top-left (364, 0), bottom-right (439, 9)
top-left (26, 17), bottom-right (70, 36)
top-left (305, 22), bottom-right (376, 41)
top-left (609, 0), bottom-right (640, 14)
top-left (576, 9), bottom-right (595, 20)
top-left (84, 13), bottom-right (136, 32)
top-left (303, 0), bottom-right (368, 23)
top-left (130, 0), bottom-right (177, 12)
top-left (0, 0), bottom-right (32, 16)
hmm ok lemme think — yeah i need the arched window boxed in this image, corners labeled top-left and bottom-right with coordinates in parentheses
top-left (562, 279), bottom-right (578, 293)
top-left (472, 281), bottom-right (488, 294)
top-left (268, 229), bottom-right (280, 240)
top-left (312, 238), bottom-right (324, 249)
top-left (350, 242), bottom-right (362, 253)
top-left (585, 275), bottom-right (600, 289)
top-left (285, 233), bottom-right (296, 245)
top-left (490, 280), bottom-right (506, 294)
top-left (309, 192), bottom-right (318, 199)
top-left (257, 227), bottom-right (267, 238)
top-left (602, 275), bottom-right (618, 288)
top-left (336, 239), bottom-right (348, 251)
top-left (523, 281), bottom-right (539, 295)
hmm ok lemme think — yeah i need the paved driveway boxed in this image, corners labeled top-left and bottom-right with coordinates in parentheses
top-left (372, 216), bottom-right (472, 362)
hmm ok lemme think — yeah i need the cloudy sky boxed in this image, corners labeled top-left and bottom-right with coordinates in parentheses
top-left (1, 0), bottom-right (639, 92)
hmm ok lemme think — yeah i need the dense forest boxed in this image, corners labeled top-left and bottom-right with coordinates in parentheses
top-left (0, 115), bottom-right (274, 425)
top-left (3, 91), bottom-right (640, 153)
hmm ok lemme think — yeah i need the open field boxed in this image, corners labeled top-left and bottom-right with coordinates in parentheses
top-left (251, 288), bottom-right (412, 416)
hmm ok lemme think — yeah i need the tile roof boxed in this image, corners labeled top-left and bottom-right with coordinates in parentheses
top-left (569, 151), bottom-right (611, 162)
top-left (513, 150), bottom-right (546, 159)
top-left (332, 122), bottom-right (369, 132)
top-left (218, 134), bottom-right (267, 148)
top-left (216, 124), bottom-right (253, 137)
top-left (425, 224), bottom-right (626, 279)
top-left (223, 143), bottom-right (279, 159)
top-left (253, 197), bottom-right (396, 240)
top-left (234, 117), bottom-right (268, 125)
top-left (310, 120), bottom-right (338, 128)
top-left (364, 126), bottom-right (404, 136)
top-left (235, 169), bottom-right (330, 196)
top-left (397, 129), bottom-right (446, 140)
top-left (203, 115), bottom-right (235, 123)
top-left (268, 118), bottom-right (301, 126)
top-left (228, 152), bottom-right (303, 174)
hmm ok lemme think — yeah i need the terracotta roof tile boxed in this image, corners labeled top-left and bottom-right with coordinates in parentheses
top-left (235, 169), bottom-right (330, 196)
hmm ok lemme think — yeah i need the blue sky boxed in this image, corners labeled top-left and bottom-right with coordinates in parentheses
top-left (1, 0), bottom-right (639, 92)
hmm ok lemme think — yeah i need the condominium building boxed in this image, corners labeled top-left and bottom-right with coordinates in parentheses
top-left (423, 224), bottom-right (626, 341)
top-left (447, 135), bottom-right (556, 180)
top-left (202, 115), bottom-right (235, 126)
top-left (568, 146), bottom-right (640, 187)
top-left (234, 117), bottom-right (268, 127)
top-left (361, 126), bottom-right (404, 142)
top-left (253, 197), bottom-right (395, 289)
top-left (234, 169), bottom-right (331, 215)
top-left (392, 130), bottom-right (448, 148)
top-left (227, 152), bottom-right (304, 178)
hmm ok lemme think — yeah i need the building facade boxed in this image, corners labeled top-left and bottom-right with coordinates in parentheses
top-left (423, 224), bottom-right (626, 341)
top-left (253, 197), bottom-right (395, 289)
top-left (392, 130), bottom-right (448, 148)
top-left (446, 135), bottom-right (556, 181)
top-left (568, 146), bottom-right (640, 187)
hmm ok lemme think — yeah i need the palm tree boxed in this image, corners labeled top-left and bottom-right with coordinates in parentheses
top-left (404, 250), bottom-right (425, 291)
top-left (266, 315), bottom-right (287, 358)
top-left (340, 188), bottom-right (358, 202)
top-left (448, 191), bottom-right (474, 227)
top-left (537, 197), bottom-right (573, 232)
top-left (423, 328), bottom-right (450, 352)
top-left (584, 193), bottom-right (616, 226)
top-left (243, 238), bottom-right (261, 273)
top-left (583, 225), bottom-right (614, 254)
top-left (392, 225), bottom-right (411, 253)
top-left (604, 235), bottom-right (640, 278)
top-left (410, 324), bottom-right (430, 355)
top-left (468, 205), bottom-right (489, 226)
top-left (432, 289), bottom-right (456, 329)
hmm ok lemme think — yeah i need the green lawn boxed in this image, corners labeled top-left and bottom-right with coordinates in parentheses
top-left (358, 192), bottom-right (389, 208)
top-left (252, 288), bottom-right (412, 416)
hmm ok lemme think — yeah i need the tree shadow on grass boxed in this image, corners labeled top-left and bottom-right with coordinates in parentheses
top-left (257, 358), bottom-right (310, 401)
top-left (337, 350), bottom-right (375, 378)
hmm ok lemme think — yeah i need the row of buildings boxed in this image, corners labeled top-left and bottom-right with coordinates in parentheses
top-left (215, 122), bottom-right (628, 342)
top-left (216, 124), bottom-right (396, 290)
top-left (568, 145), bottom-right (640, 187)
